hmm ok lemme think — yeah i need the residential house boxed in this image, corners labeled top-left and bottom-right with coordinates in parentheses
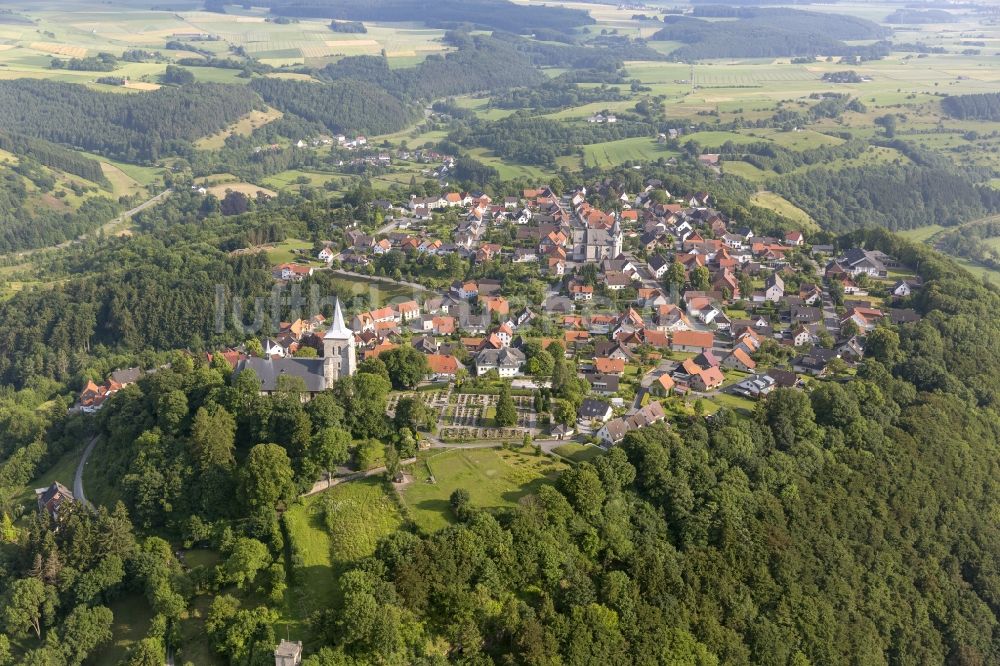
top-left (784, 231), bottom-right (804, 246)
top-left (648, 254), bottom-right (671, 280)
top-left (597, 418), bottom-right (630, 446)
top-left (690, 365), bottom-right (724, 391)
top-left (35, 482), bottom-right (75, 520)
top-left (653, 373), bottom-right (675, 396)
top-left (570, 284), bottom-right (594, 301)
top-left (733, 374), bottom-right (776, 399)
top-left (762, 273), bottom-right (784, 302)
top-left (722, 348), bottom-right (757, 373)
top-left (838, 248), bottom-right (890, 278)
top-left (474, 347), bottom-right (525, 377)
top-left (891, 279), bottom-right (919, 297)
top-left (793, 349), bottom-right (841, 375)
top-left (273, 263), bottom-right (314, 282)
top-left (578, 398), bottom-right (614, 424)
top-left (594, 357), bottom-right (626, 376)
top-left (426, 354), bottom-right (461, 380)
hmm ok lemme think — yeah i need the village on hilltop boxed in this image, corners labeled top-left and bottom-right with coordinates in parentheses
top-left (81, 180), bottom-right (922, 449)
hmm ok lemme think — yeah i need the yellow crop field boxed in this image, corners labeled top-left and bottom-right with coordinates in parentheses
top-left (30, 42), bottom-right (87, 57)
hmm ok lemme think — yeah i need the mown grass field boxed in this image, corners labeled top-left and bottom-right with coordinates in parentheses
top-left (401, 447), bottom-right (567, 533)
top-left (261, 169), bottom-right (340, 191)
top-left (80, 438), bottom-right (124, 509)
top-left (582, 137), bottom-right (677, 168)
top-left (897, 224), bottom-right (946, 243)
top-left (205, 181), bottom-right (277, 199)
top-left (264, 238), bottom-right (314, 264)
top-left (553, 443), bottom-right (604, 463)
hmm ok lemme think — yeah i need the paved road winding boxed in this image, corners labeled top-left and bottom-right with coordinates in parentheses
top-left (73, 436), bottom-right (99, 509)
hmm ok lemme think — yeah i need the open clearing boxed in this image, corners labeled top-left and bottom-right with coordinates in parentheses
top-left (400, 447), bottom-right (567, 533)
top-left (750, 191), bottom-right (818, 231)
top-left (195, 107), bottom-right (283, 150)
top-left (205, 182), bottom-right (277, 198)
top-left (264, 237), bottom-right (314, 264)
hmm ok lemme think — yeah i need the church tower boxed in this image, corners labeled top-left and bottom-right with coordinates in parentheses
top-left (323, 299), bottom-right (356, 388)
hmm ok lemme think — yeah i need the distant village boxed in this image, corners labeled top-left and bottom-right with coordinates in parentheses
top-left (81, 180), bottom-right (922, 448)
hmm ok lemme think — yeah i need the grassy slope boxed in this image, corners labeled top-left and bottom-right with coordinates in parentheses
top-left (280, 478), bottom-right (402, 637)
top-left (401, 447), bottom-right (566, 533)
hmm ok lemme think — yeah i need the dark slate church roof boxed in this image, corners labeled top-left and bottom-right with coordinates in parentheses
top-left (235, 357), bottom-right (327, 393)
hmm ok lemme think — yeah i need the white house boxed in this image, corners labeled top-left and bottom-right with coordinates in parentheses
top-left (474, 347), bottom-right (525, 377)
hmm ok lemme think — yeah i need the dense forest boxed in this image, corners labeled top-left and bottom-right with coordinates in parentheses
top-left (266, 0), bottom-right (594, 32)
top-left (0, 80), bottom-right (259, 162)
top-left (942, 92), bottom-right (1000, 121)
top-left (249, 78), bottom-right (419, 136)
top-left (769, 163), bottom-right (998, 232)
top-left (317, 35), bottom-right (544, 100)
top-left (652, 9), bottom-right (891, 59)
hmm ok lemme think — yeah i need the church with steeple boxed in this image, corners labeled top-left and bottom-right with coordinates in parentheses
top-left (322, 298), bottom-right (357, 385)
top-left (234, 299), bottom-right (357, 397)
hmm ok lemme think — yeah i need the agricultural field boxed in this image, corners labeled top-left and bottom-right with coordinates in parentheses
top-left (261, 169), bottom-right (341, 191)
top-left (400, 447), bottom-right (567, 533)
top-left (0, 4), bottom-right (451, 80)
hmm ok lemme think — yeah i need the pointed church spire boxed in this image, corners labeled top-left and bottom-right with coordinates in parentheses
top-left (324, 298), bottom-right (351, 339)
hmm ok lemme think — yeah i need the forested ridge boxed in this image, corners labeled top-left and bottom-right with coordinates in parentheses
top-left (0, 192), bottom-right (331, 387)
top-left (0, 166), bottom-right (119, 253)
top-left (317, 35), bottom-right (545, 101)
top-left (652, 9), bottom-right (891, 60)
top-left (267, 0), bottom-right (595, 32)
top-left (0, 80), bottom-right (259, 162)
top-left (768, 163), bottom-right (1000, 232)
top-left (249, 78), bottom-right (420, 136)
top-left (0, 132), bottom-right (105, 184)
top-left (936, 217), bottom-right (1000, 271)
